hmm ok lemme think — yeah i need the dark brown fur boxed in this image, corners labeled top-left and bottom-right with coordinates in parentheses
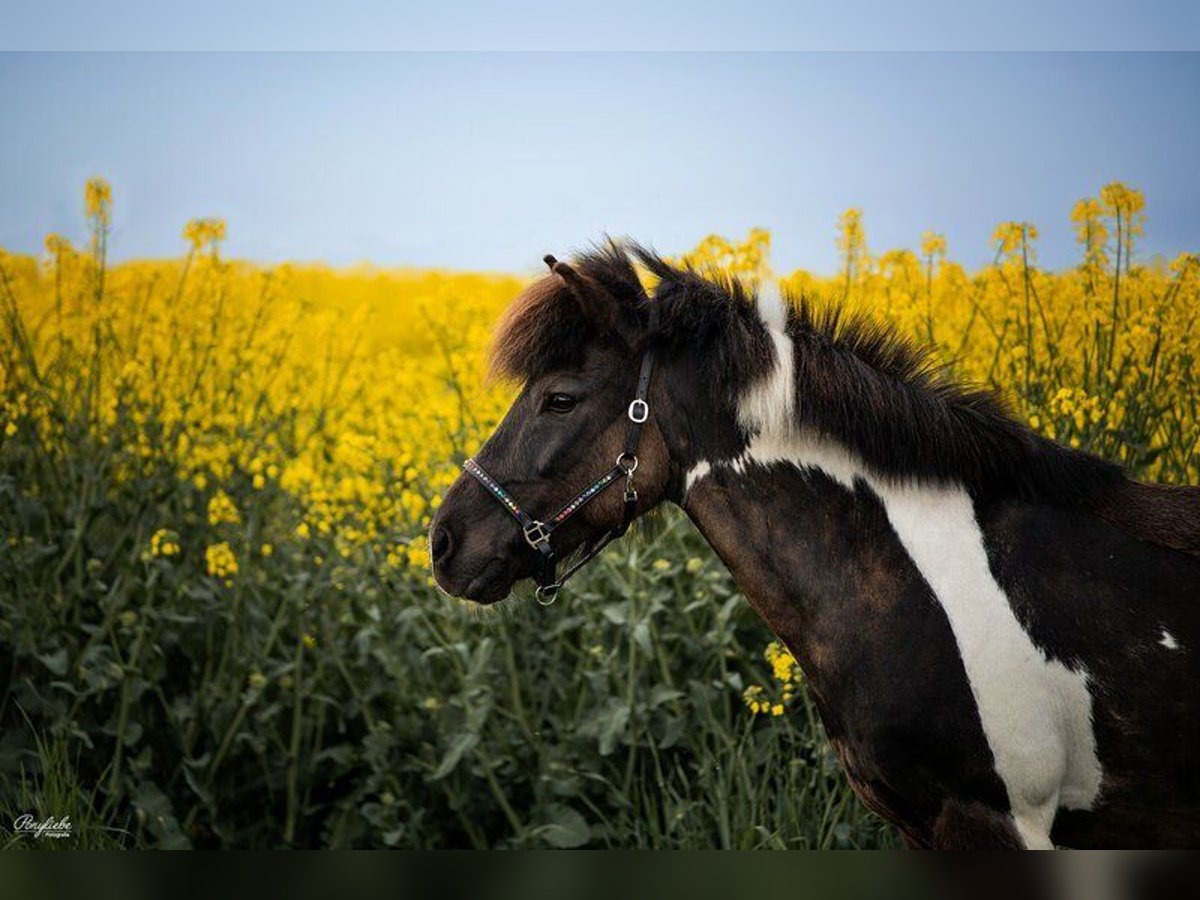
top-left (1095, 481), bottom-right (1200, 558)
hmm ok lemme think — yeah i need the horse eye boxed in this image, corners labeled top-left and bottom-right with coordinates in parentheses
top-left (544, 392), bottom-right (577, 414)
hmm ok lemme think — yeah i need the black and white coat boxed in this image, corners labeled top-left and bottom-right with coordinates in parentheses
top-left (668, 277), bottom-right (1200, 849)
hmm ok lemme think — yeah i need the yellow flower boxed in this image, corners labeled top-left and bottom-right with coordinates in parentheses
top-left (992, 221), bottom-right (1038, 256)
top-left (1170, 252), bottom-right (1198, 275)
top-left (685, 557), bottom-right (703, 574)
top-left (149, 528), bottom-right (180, 558)
top-left (836, 208), bottom-right (866, 257)
top-left (405, 536), bottom-right (429, 569)
top-left (765, 640), bottom-right (800, 685)
top-left (207, 490), bottom-right (240, 526)
top-left (84, 177), bottom-right (112, 225)
top-left (43, 233), bottom-right (73, 257)
top-left (205, 542), bottom-right (238, 579)
top-left (652, 558), bottom-right (671, 572)
top-left (1100, 182), bottom-right (1146, 219)
top-left (260, 543), bottom-right (274, 557)
top-left (248, 671), bottom-right (267, 690)
top-left (182, 217), bottom-right (227, 254)
top-left (301, 633), bottom-right (317, 650)
top-left (920, 230), bottom-right (947, 259)
top-left (741, 684), bottom-right (765, 715)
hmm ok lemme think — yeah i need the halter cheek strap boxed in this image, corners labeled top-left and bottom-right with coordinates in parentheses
top-left (462, 305), bottom-right (658, 605)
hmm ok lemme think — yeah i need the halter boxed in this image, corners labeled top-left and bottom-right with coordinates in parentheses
top-left (462, 305), bottom-right (659, 606)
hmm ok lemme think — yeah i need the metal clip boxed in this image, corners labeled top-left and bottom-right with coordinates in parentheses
top-left (615, 452), bottom-right (638, 474)
top-left (535, 583), bottom-right (560, 606)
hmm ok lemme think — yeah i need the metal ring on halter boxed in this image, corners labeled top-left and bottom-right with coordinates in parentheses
top-left (615, 452), bottom-right (638, 474)
top-left (535, 583), bottom-right (560, 605)
top-left (628, 399), bottom-right (649, 423)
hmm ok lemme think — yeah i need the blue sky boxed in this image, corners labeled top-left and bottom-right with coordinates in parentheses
top-left (5, 1), bottom-right (1199, 51)
top-left (1, 52), bottom-right (1197, 274)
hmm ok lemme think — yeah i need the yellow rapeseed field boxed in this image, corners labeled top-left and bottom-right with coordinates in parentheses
top-left (4, 182), bottom-right (524, 586)
top-left (4, 180), bottom-right (1196, 588)
top-left (0, 179), bottom-right (1195, 848)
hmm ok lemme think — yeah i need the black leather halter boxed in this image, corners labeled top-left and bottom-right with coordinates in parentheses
top-left (462, 305), bottom-right (659, 605)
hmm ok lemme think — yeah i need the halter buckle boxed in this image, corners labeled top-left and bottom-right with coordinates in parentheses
top-left (628, 399), bottom-right (649, 423)
top-left (523, 520), bottom-right (551, 550)
top-left (615, 452), bottom-right (638, 474)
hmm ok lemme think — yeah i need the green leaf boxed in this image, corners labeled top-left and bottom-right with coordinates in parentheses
top-left (595, 700), bottom-right (630, 756)
top-left (466, 637), bottom-right (494, 679)
top-left (633, 620), bottom-right (652, 654)
top-left (37, 647), bottom-right (69, 676)
top-left (601, 604), bottom-right (627, 625)
top-left (130, 780), bottom-right (191, 849)
top-left (539, 804), bottom-right (590, 848)
top-left (648, 685), bottom-right (683, 708)
top-left (430, 731), bottom-right (478, 780)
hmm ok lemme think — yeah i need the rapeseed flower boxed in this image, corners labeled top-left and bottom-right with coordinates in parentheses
top-left (205, 542), bottom-right (238, 580)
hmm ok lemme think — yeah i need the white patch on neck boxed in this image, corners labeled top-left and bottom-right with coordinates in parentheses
top-left (717, 323), bottom-right (1104, 848)
top-left (1160, 629), bottom-right (1180, 651)
top-left (756, 277), bottom-right (788, 331)
top-left (737, 279), bottom-right (795, 438)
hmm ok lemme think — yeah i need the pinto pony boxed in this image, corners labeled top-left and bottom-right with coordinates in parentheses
top-left (430, 244), bottom-right (1200, 849)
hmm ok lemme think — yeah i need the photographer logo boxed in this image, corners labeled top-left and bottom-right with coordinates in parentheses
top-left (12, 814), bottom-right (72, 840)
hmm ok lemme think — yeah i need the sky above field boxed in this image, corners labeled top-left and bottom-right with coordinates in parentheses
top-left (1, 52), bottom-right (1198, 274)
top-left (5, 1), bottom-right (1199, 51)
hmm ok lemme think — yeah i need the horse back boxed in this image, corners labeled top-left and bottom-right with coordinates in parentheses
top-left (1094, 479), bottom-right (1200, 559)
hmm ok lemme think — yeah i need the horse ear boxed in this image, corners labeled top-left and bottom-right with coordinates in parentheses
top-left (543, 254), bottom-right (624, 338)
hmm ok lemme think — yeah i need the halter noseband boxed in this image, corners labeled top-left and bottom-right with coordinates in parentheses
top-left (462, 305), bottom-right (659, 606)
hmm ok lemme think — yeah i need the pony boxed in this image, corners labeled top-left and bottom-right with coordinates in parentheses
top-left (430, 242), bottom-right (1200, 849)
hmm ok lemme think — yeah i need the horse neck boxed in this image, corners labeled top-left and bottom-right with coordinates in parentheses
top-left (670, 416), bottom-right (1004, 685)
top-left (677, 449), bottom-right (895, 661)
top-left (680, 460), bottom-right (853, 645)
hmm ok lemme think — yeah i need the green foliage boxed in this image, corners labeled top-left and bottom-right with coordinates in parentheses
top-left (0, 422), bottom-right (891, 847)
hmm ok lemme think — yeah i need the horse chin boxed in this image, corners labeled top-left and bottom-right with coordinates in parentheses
top-left (461, 574), bottom-right (514, 605)
top-left (433, 556), bottom-right (519, 606)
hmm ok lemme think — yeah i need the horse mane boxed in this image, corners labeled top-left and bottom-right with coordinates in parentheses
top-left (490, 242), bottom-right (1200, 552)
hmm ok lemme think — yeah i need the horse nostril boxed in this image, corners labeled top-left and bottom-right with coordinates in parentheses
top-left (431, 526), bottom-right (453, 563)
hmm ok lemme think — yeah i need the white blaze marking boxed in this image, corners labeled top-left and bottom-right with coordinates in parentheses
top-left (1160, 629), bottom-right (1180, 650)
top-left (722, 308), bottom-right (1103, 849)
